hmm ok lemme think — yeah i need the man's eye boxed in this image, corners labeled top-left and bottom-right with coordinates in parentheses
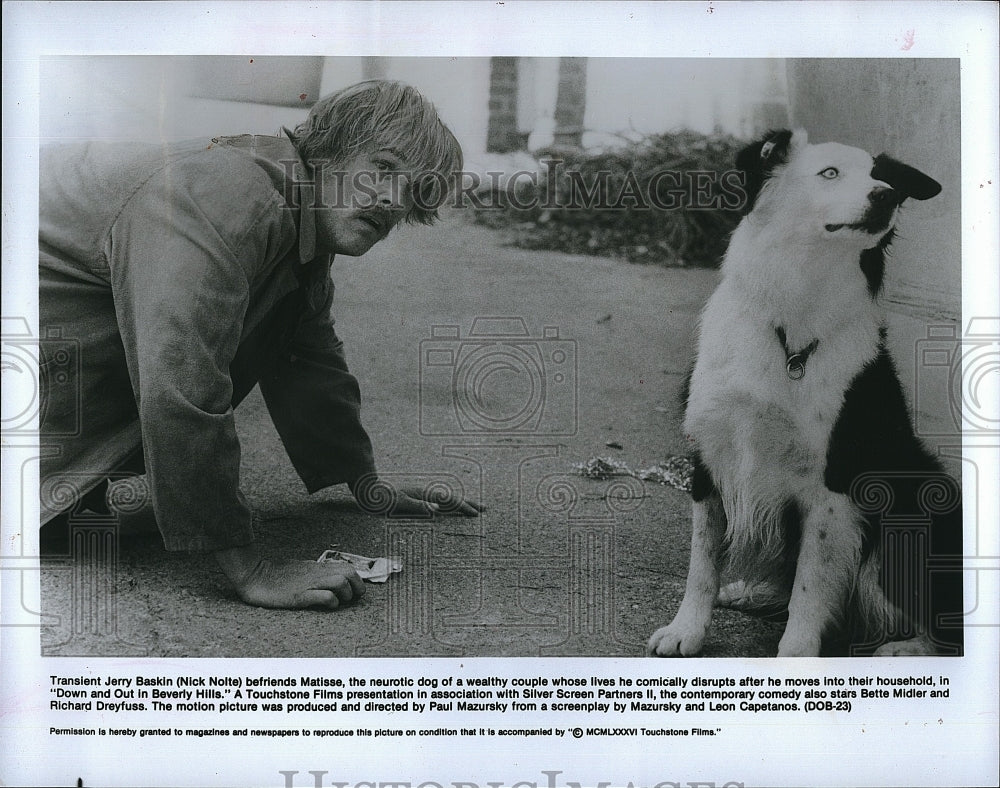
top-left (375, 156), bottom-right (402, 172)
top-left (819, 167), bottom-right (839, 179)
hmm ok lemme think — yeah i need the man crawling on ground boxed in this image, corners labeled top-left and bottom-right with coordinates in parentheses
top-left (39, 80), bottom-right (481, 610)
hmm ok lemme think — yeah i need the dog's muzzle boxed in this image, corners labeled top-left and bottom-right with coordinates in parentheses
top-left (825, 186), bottom-right (900, 234)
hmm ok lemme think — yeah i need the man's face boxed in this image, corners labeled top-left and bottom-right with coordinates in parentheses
top-left (312, 150), bottom-right (413, 256)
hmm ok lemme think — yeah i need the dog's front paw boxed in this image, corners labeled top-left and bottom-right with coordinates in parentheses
top-left (646, 621), bottom-right (707, 657)
top-left (873, 637), bottom-right (936, 656)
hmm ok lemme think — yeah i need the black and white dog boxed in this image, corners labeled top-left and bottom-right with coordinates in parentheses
top-left (648, 129), bottom-right (963, 657)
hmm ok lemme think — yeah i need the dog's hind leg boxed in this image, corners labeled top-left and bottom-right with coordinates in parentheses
top-left (648, 493), bottom-right (726, 656)
top-left (778, 493), bottom-right (863, 657)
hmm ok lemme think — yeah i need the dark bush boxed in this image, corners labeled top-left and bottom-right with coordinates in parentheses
top-left (467, 130), bottom-right (748, 267)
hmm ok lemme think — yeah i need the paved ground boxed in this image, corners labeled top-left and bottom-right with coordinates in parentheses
top-left (39, 212), bottom-right (784, 658)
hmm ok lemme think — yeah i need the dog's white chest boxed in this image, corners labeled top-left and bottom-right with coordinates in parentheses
top-left (684, 279), bottom-right (880, 505)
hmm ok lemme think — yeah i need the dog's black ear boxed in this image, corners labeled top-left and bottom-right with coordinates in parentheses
top-left (736, 129), bottom-right (795, 171)
top-left (735, 129), bottom-right (795, 214)
top-left (872, 153), bottom-right (942, 201)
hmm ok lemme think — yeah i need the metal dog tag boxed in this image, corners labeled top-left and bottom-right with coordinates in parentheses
top-left (786, 355), bottom-right (806, 380)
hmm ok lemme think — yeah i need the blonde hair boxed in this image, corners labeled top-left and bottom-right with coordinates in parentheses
top-left (290, 80), bottom-right (463, 225)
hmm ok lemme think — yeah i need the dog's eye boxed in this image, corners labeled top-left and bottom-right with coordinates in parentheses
top-left (819, 167), bottom-right (839, 179)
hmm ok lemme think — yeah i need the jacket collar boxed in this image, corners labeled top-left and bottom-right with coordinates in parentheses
top-left (215, 130), bottom-right (319, 265)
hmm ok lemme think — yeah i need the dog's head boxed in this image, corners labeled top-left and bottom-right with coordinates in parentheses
top-left (736, 129), bottom-right (941, 251)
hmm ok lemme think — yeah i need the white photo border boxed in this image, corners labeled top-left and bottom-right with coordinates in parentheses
top-left (2, 3), bottom-right (998, 787)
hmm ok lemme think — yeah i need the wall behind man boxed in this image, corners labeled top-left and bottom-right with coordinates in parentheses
top-left (38, 56), bottom-right (490, 161)
top-left (39, 56), bottom-right (317, 142)
top-left (787, 58), bottom-right (963, 466)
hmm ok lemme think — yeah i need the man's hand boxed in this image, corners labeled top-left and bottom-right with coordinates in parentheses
top-left (392, 483), bottom-right (485, 517)
top-left (350, 475), bottom-right (484, 518)
top-left (215, 544), bottom-right (365, 610)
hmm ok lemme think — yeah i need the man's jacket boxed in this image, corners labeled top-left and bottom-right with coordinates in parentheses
top-left (39, 133), bottom-right (376, 552)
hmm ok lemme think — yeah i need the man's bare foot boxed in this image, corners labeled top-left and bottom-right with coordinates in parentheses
top-left (215, 545), bottom-right (365, 610)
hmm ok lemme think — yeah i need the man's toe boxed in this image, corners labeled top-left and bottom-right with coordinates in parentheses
top-left (294, 589), bottom-right (340, 609)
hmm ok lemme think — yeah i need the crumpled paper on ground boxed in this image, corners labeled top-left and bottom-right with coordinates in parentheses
top-left (572, 454), bottom-right (694, 492)
top-left (316, 549), bottom-right (402, 583)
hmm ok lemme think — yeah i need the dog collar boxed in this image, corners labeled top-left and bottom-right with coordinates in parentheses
top-left (775, 327), bottom-right (819, 380)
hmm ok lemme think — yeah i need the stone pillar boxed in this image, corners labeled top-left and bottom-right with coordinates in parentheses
top-left (486, 57), bottom-right (521, 152)
top-left (552, 57), bottom-right (587, 148)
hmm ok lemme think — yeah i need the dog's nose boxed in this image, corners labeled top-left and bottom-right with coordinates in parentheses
top-left (869, 185), bottom-right (899, 206)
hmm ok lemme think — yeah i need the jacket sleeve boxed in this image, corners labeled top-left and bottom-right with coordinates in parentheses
top-left (107, 156), bottom-right (295, 553)
top-left (258, 261), bottom-right (377, 493)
